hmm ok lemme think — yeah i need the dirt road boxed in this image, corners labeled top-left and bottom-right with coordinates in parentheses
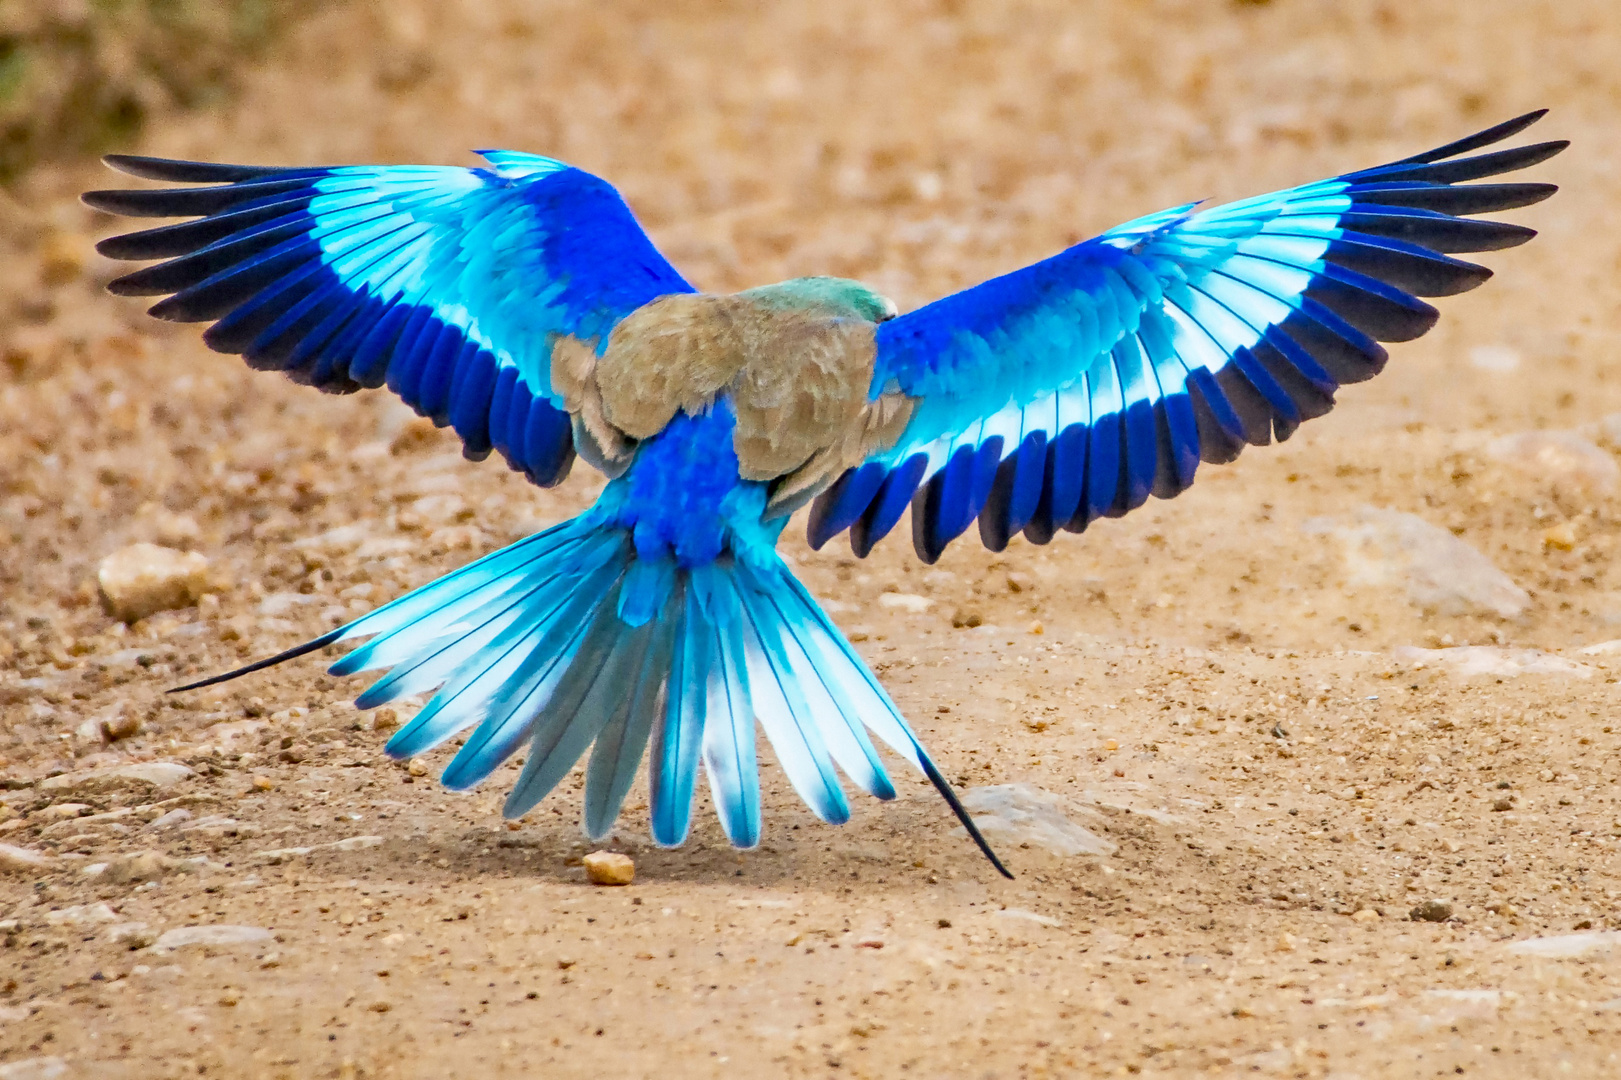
top-left (4, 1), bottom-right (1621, 1076)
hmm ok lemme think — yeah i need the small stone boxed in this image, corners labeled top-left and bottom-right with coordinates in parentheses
top-left (252, 776), bottom-right (274, 792)
top-left (151, 925), bottom-right (273, 951)
top-left (1542, 522), bottom-right (1578, 551)
top-left (218, 993), bottom-right (240, 1007)
top-left (1487, 430), bottom-right (1619, 495)
top-left (1027, 620), bottom-right (1044, 635)
top-left (1006, 571), bottom-right (1035, 593)
top-left (367, 1001), bottom-right (391, 1013)
top-left (582, 850), bottom-right (635, 886)
top-left (1410, 899), bottom-right (1454, 923)
top-left (1350, 908), bottom-right (1380, 923)
top-left (960, 783), bottom-right (1116, 857)
top-left (1506, 931), bottom-right (1621, 958)
top-left (146, 808), bottom-right (193, 831)
top-left (877, 592), bottom-right (932, 613)
top-left (43, 903), bottom-right (118, 926)
top-left (406, 758), bottom-right (428, 777)
top-left (103, 851), bottom-right (185, 884)
top-left (99, 713), bottom-right (141, 742)
top-left (1468, 344), bottom-right (1521, 373)
top-left (951, 608), bottom-right (983, 629)
top-left (0, 1056), bottom-right (67, 1080)
top-left (1303, 507), bottom-right (1528, 619)
top-left (372, 708), bottom-right (400, 732)
top-left (1275, 932), bottom-right (1298, 952)
top-left (556, 957), bottom-right (578, 970)
top-left (1492, 798), bottom-right (1514, 812)
top-left (108, 922), bottom-right (156, 949)
top-left (98, 543), bottom-right (211, 623)
top-left (35, 802), bottom-right (91, 822)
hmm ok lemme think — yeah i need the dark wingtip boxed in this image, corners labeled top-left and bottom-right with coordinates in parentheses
top-left (920, 756), bottom-right (1014, 880)
top-left (168, 628), bottom-right (344, 693)
top-left (1400, 109), bottom-right (1552, 165)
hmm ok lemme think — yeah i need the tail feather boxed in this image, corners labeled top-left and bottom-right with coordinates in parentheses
top-left (649, 584), bottom-right (711, 847)
top-left (734, 573), bottom-right (851, 825)
top-left (583, 585), bottom-right (681, 839)
top-left (384, 533), bottom-right (627, 760)
top-left (333, 523), bottom-right (579, 669)
top-left (740, 564), bottom-right (893, 802)
top-left (696, 565), bottom-right (761, 848)
top-left (438, 553), bottom-right (628, 789)
top-left (173, 514), bottom-right (1012, 876)
top-left (500, 583), bottom-right (651, 814)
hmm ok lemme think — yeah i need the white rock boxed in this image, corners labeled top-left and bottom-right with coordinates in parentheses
top-left (151, 924), bottom-right (273, 951)
top-left (1485, 431), bottom-right (1619, 494)
top-left (1505, 931), bottom-right (1621, 958)
top-left (1303, 506), bottom-right (1529, 619)
top-left (1393, 646), bottom-right (1592, 679)
top-left (39, 761), bottom-right (193, 794)
top-left (994, 907), bottom-right (1062, 928)
top-left (960, 783), bottom-right (1117, 857)
top-left (44, 903), bottom-right (118, 926)
top-left (878, 592), bottom-right (933, 613)
top-left (145, 808), bottom-right (193, 831)
top-left (0, 843), bottom-right (53, 874)
top-left (250, 834), bottom-right (384, 863)
top-left (98, 543), bottom-right (210, 623)
top-left (107, 922), bottom-right (155, 948)
top-left (1467, 344), bottom-right (1521, 373)
top-left (0, 1056), bottom-right (67, 1080)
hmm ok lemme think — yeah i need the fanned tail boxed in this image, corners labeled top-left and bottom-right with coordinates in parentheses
top-left (176, 513), bottom-right (1010, 876)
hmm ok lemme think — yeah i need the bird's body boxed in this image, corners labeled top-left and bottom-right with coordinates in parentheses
top-left (86, 113), bottom-right (1565, 875)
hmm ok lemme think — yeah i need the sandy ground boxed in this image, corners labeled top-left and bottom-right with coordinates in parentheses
top-left (4, 0), bottom-right (1621, 1076)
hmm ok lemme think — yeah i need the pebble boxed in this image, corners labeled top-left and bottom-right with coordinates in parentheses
top-left (1467, 344), bottom-right (1521, 373)
top-left (39, 761), bottom-right (193, 794)
top-left (0, 1056), bottom-right (68, 1080)
top-left (1393, 646), bottom-right (1591, 680)
top-left (1302, 506), bottom-right (1529, 619)
top-left (98, 542), bottom-right (211, 623)
top-left (1409, 899), bottom-right (1453, 923)
top-left (877, 592), bottom-right (932, 613)
top-left (146, 808), bottom-right (194, 831)
top-left (43, 902), bottom-right (118, 926)
top-left (103, 851), bottom-right (186, 884)
top-left (1485, 430), bottom-right (1619, 494)
top-left (582, 850), bottom-right (635, 886)
top-left (34, 803), bottom-right (91, 822)
top-left (107, 922), bottom-right (156, 948)
top-left (1505, 931), bottom-right (1621, 959)
top-left (960, 783), bottom-right (1117, 857)
top-left (1350, 908), bottom-right (1380, 923)
top-left (151, 925), bottom-right (274, 951)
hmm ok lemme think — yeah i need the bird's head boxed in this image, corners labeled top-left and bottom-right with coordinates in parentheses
top-left (739, 276), bottom-right (898, 323)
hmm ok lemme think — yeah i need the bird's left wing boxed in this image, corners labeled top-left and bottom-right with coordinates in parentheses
top-left (806, 111), bottom-right (1565, 563)
top-left (85, 152), bottom-right (695, 486)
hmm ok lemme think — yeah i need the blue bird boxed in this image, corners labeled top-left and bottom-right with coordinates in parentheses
top-left (86, 111), bottom-right (1563, 877)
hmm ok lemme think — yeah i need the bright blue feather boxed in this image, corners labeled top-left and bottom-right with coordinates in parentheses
top-left (807, 113), bottom-right (1561, 561)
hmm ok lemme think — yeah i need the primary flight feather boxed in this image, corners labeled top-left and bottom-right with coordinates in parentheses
top-left (85, 111), bottom-right (1565, 877)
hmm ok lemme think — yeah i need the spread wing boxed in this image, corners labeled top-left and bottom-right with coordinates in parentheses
top-left (85, 152), bottom-right (695, 486)
top-left (805, 111), bottom-right (1565, 563)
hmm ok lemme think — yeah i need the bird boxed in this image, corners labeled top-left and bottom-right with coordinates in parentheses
top-left (85, 110), bottom-right (1564, 878)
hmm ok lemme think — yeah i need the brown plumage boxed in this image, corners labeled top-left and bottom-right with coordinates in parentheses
top-left (549, 290), bottom-right (914, 513)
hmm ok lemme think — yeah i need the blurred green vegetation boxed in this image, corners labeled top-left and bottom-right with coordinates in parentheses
top-left (0, 0), bottom-right (319, 180)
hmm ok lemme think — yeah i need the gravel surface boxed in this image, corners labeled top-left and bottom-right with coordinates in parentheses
top-left (3, 1), bottom-right (1621, 1077)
